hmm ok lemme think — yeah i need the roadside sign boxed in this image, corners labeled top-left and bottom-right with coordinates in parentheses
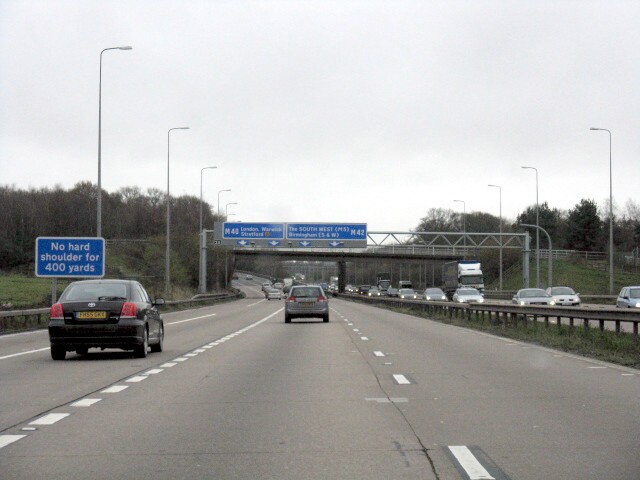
top-left (286, 223), bottom-right (367, 240)
top-left (35, 237), bottom-right (105, 278)
top-left (223, 223), bottom-right (284, 239)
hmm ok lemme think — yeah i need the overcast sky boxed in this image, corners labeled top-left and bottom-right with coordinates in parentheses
top-left (1, 0), bottom-right (638, 232)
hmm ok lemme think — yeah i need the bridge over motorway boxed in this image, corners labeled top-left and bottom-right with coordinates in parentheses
top-left (200, 229), bottom-right (533, 294)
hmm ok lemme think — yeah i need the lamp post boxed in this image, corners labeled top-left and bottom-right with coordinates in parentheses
top-left (97, 45), bottom-right (132, 238)
top-left (521, 166), bottom-right (540, 288)
top-left (520, 223), bottom-right (552, 288)
top-left (217, 189), bottom-right (231, 216)
top-left (225, 202), bottom-right (238, 218)
top-left (166, 126), bottom-right (190, 295)
top-left (488, 184), bottom-right (503, 291)
top-left (200, 166), bottom-right (217, 233)
top-left (453, 199), bottom-right (466, 257)
top-left (590, 127), bottom-right (614, 294)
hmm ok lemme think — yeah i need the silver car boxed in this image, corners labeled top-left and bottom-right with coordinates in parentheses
top-left (285, 285), bottom-right (329, 323)
top-left (452, 288), bottom-right (484, 303)
top-left (424, 288), bottom-right (447, 301)
top-left (398, 288), bottom-right (418, 300)
top-left (265, 287), bottom-right (282, 300)
top-left (616, 286), bottom-right (640, 308)
top-left (512, 288), bottom-right (555, 306)
top-left (546, 286), bottom-right (580, 306)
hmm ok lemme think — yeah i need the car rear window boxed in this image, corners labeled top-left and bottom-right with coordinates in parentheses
top-left (62, 284), bottom-right (128, 301)
top-left (291, 287), bottom-right (322, 297)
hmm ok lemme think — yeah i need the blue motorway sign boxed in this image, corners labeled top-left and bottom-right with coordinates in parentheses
top-left (286, 223), bottom-right (367, 241)
top-left (35, 237), bottom-right (105, 278)
top-left (223, 223), bottom-right (285, 239)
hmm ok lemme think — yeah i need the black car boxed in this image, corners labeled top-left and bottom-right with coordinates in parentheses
top-left (48, 279), bottom-right (165, 360)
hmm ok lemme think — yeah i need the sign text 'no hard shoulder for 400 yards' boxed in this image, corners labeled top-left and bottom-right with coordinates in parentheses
top-left (35, 237), bottom-right (105, 278)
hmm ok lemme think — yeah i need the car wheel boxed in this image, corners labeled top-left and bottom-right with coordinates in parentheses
top-left (150, 324), bottom-right (164, 353)
top-left (323, 314), bottom-right (329, 323)
top-left (51, 345), bottom-right (66, 360)
top-left (75, 347), bottom-right (88, 355)
top-left (285, 314), bottom-right (291, 323)
top-left (134, 328), bottom-right (149, 358)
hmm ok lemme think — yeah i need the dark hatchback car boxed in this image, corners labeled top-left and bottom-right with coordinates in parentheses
top-left (48, 279), bottom-right (165, 360)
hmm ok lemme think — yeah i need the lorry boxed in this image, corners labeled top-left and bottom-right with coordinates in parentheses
top-left (376, 272), bottom-right (391, 292)
top-left (398, 280), bottom-right (412, 289)
top-left (442, 260), bottom-right (484, 298)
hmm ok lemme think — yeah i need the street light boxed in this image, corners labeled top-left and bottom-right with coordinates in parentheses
top-left (590, 127), bottom-right (614, 294)
top-left (166, 126), bottom-right (190, 295)
top-left (200, 166), bottom-right (217, 233)
top-left (97, 45), bottom-right (132, 238)
top-left (520, 223), bottom-right (552, 288)
top-left (453, 199), bottom-right (466, 256)
top-left (225, 202), bottom-right (238, 218)
top-left (488, 184), bottom-right (503, 291)
top-left (217, 189), bottom-right (231, 216)
top-left (521, 166), bottom-right (540, 288)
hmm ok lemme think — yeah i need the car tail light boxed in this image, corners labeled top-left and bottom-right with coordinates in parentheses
top-left (287, 296), bottom-right (296, 302)
top-left (120, 302), bottom-right (137, 318)
top-left (50, 303), bottom-right (64, 319)
top-left (317, 295), bottom-right (327, 302)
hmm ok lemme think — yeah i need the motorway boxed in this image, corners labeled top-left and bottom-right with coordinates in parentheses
top-left (1, 279), bottom-right (639, 479)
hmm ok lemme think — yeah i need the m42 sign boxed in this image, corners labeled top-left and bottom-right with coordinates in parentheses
top-left (36, 237), bottom-right (105, 278)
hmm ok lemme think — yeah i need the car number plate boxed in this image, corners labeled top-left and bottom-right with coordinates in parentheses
top-left (77, 311), bottom-right (107, 319)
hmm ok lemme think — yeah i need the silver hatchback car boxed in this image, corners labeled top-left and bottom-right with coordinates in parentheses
top-left (285, 285), bottom-right (329, 323)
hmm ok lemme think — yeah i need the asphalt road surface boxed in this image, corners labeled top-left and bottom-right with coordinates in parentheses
top-left (1, 280), bottom-right (639, 479)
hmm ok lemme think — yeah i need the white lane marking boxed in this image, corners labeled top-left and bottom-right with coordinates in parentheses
top-left (167, 313), bottom-right (217, 326)
top-left (203, 345), bottom-right (213, 349)
top-left (184, 353), bottom-right (198, 357)
top-left (393, 374), bottom-right (411, 385)
top-left (0, 330), bottom-right (45, 339)
top-left (193, 349), bottom-right (206, 353)
top-left (353, 328), bottom-right (359, 332)
top-left (588, 366), bottom-right (607, 369)
top-left (144, 368), bottom-right (164, 375)
top-left (21, 427), bottom-right (37, 431)
top-left (30, 413), bottom-right (70, 425)
top-left (384, 362), bottom-right (393, 365)
top-left (126, 376), bottom-right (147, 383)
top-left (621, 373), bottom-right (635, 376)
top-left (361, 337), bottom-right (369, 341)
top-left (374, 351), bottom-right (385, 357)
top-left (448, 446), bottom-right (495, 479)
top-left (365, 397), bottom-right (408, 403)
top-left (71, 398), bottom-right (102, 407)
top-left (173, 357), bottom-right (189, 362)
top-left (160, 362), bottom-right (177, 368)
top-left (101, 385), bottom-right (128, 393)
top-left (0, 435), bottom-right (26, 449)
top-left (247, 299), bottom-right (265, 307)
top-left (0, 347), bottom-right (50, 361)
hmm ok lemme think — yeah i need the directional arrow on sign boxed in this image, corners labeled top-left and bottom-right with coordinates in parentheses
top-left (268, 240), bottom-right (281, 247)
top-left (236, 240), bottom-right (249, 246)
top-left (299, 241), bottom-right (312, 247)
top-left (328, 241), bottom-right (344, 247)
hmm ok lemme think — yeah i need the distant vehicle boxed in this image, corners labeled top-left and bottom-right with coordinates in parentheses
top-left (512, 288), bottom-right (555, 306)
top-left (232, 274), bottom-right (239, 280)
top-left (293, 273), bottom-right (305, 282)
top-left (265, 287), bottom-right (283, 300)
top-left (424, 287), bottom-right (447, 301)
top-left (546, 286), bottom-right (580, 306)
top-left (376, 272), bottom-right (391, 292)
top-left (273, 282), bottom-right (284, 289)
top-left (367, 287), bottom-right (381, 297)
top-left (320, 282), bottom-right (329, 292)
top-left (245, 274), bottom-right (253, 280)
top-left (398, 288), bottom-right (418, 300)
top-left (398, 280), bottom-right (412, 290)
top-left (387, 287), bottom-right (399, 297)
top-left (285, 285), bottom-right (329, 323)
top-left (359, 285), bottom-right (372, 295)
top-left (452, 287), bottom-right (484, 303)
top-left (616, 286), bottom-right (640, 308)
top-left (345, 284), bottom-right (355, 293)
top-left (48, 279), bottom-right (165, 360)
top-left (442, 260), bottom-right (484, 298)
top-left (261, 282), bottom-right (273, 293)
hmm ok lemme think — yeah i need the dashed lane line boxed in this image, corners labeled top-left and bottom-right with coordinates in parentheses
top-left (71, 398), bottom-right (102, 407)
top-left (448, 446), bottom-right (495, 480)
top-left (29, 413), bottom-right (70, 425)
top-left (0, 435), bottom-right (26, 450)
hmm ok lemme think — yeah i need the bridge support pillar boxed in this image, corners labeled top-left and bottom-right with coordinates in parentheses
top-left (338, 260), bottom-right (347, 293)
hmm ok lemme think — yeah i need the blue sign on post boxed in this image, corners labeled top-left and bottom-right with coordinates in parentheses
top-left (286, 223), bottom-right (367, 240)
top-left (35, 237), bottom-right (105, 278)
top-left (223, 223), bottom-right (285, 239)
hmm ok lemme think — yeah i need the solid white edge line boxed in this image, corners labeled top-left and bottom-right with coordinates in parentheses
top-left (0, 347), bottom-right (50, 361)
top-left (0, 435), bottom-right (26, 449)
top-left (448, 446), bottom-right (495, 480)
